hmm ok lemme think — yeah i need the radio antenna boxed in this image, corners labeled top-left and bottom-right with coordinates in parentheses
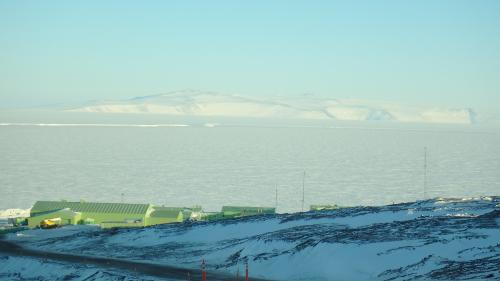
top-left (424, 147), bottom-right (428, 200)
top-left (275, 184), bottom-right (278, 211)
top-left (301, 171), bottom-right (306, 212)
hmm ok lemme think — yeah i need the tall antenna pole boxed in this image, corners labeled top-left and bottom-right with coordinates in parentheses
top-left (301, 171), bottom-right (306, 212)
top-left (275, 184), bottom-right (278, 211)
top-left (424, 147), bottom-right (428, 200)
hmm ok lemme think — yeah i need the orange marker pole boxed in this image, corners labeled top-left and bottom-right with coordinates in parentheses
top-left (245, 262), bottom-right (249, 281)
top-left (202, 259), bottom-right (207, 281)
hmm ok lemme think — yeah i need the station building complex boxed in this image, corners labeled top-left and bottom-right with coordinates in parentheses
top-left (27, 200), bottom-right (276, 229)
top-left (28, 201), bottom-right (187, 228)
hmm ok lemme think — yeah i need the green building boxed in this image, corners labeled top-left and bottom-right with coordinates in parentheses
top-left (28, 208), bottom-right (82, 228)
top-left (8, 217), bottom-right (27, 227)
top-left (28, 201), bottom-right (186, 229)
top-left (146, 207), bottom-right (184, 225)
top-left (201, 211), bottom-right (225, 221)
top-left (221, 206), bottom-right (276, 218)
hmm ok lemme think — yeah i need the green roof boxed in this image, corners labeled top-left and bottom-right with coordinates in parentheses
top-left (151, 206), bottom-right (202, 212)
top-left (31, 201), bottom-right (151, 216)
top-left (29, 208), bottom-right (79, 217)
top-left (152, 207), bottom-right (185, 212)
top-left (150, 207), bottom-right (183, 218)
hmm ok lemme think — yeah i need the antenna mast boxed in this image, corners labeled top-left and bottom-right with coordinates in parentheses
top-left (275, 184), bottom-right (278, 211)
top-left (424, 147), bottom-right (428, 199)
top-left (301, 171), bottom-right (305, 212)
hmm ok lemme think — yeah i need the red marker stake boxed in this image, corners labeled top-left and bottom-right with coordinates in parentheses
top-left (202, 259), bottom-right (207, 281)
top-left (245, 262), bottom-right (249, 281)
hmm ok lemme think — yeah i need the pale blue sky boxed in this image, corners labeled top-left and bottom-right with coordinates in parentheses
top-left (0, 0), bottom-right (499, 111)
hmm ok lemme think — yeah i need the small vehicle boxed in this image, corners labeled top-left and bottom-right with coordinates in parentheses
top-left (40, 218), bottom-right (61, 229)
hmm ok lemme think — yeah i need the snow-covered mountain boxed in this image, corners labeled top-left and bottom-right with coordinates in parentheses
top-left (67, 90), bottom-right (477, 125)
top-left (3, 197), bottom-right (498, 281)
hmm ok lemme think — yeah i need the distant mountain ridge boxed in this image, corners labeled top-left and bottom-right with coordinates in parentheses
top-left (67, 90), bottom-right (477, 125)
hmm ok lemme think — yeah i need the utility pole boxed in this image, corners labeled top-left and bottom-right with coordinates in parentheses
top-left (275, 184), bottom-right (278, 211)
top-left (424, 147), bottom-right (428, 200)
top-left (121, 193), bottom-right (124, 203)
top-left (301, 171), bottom-right (306, 212)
